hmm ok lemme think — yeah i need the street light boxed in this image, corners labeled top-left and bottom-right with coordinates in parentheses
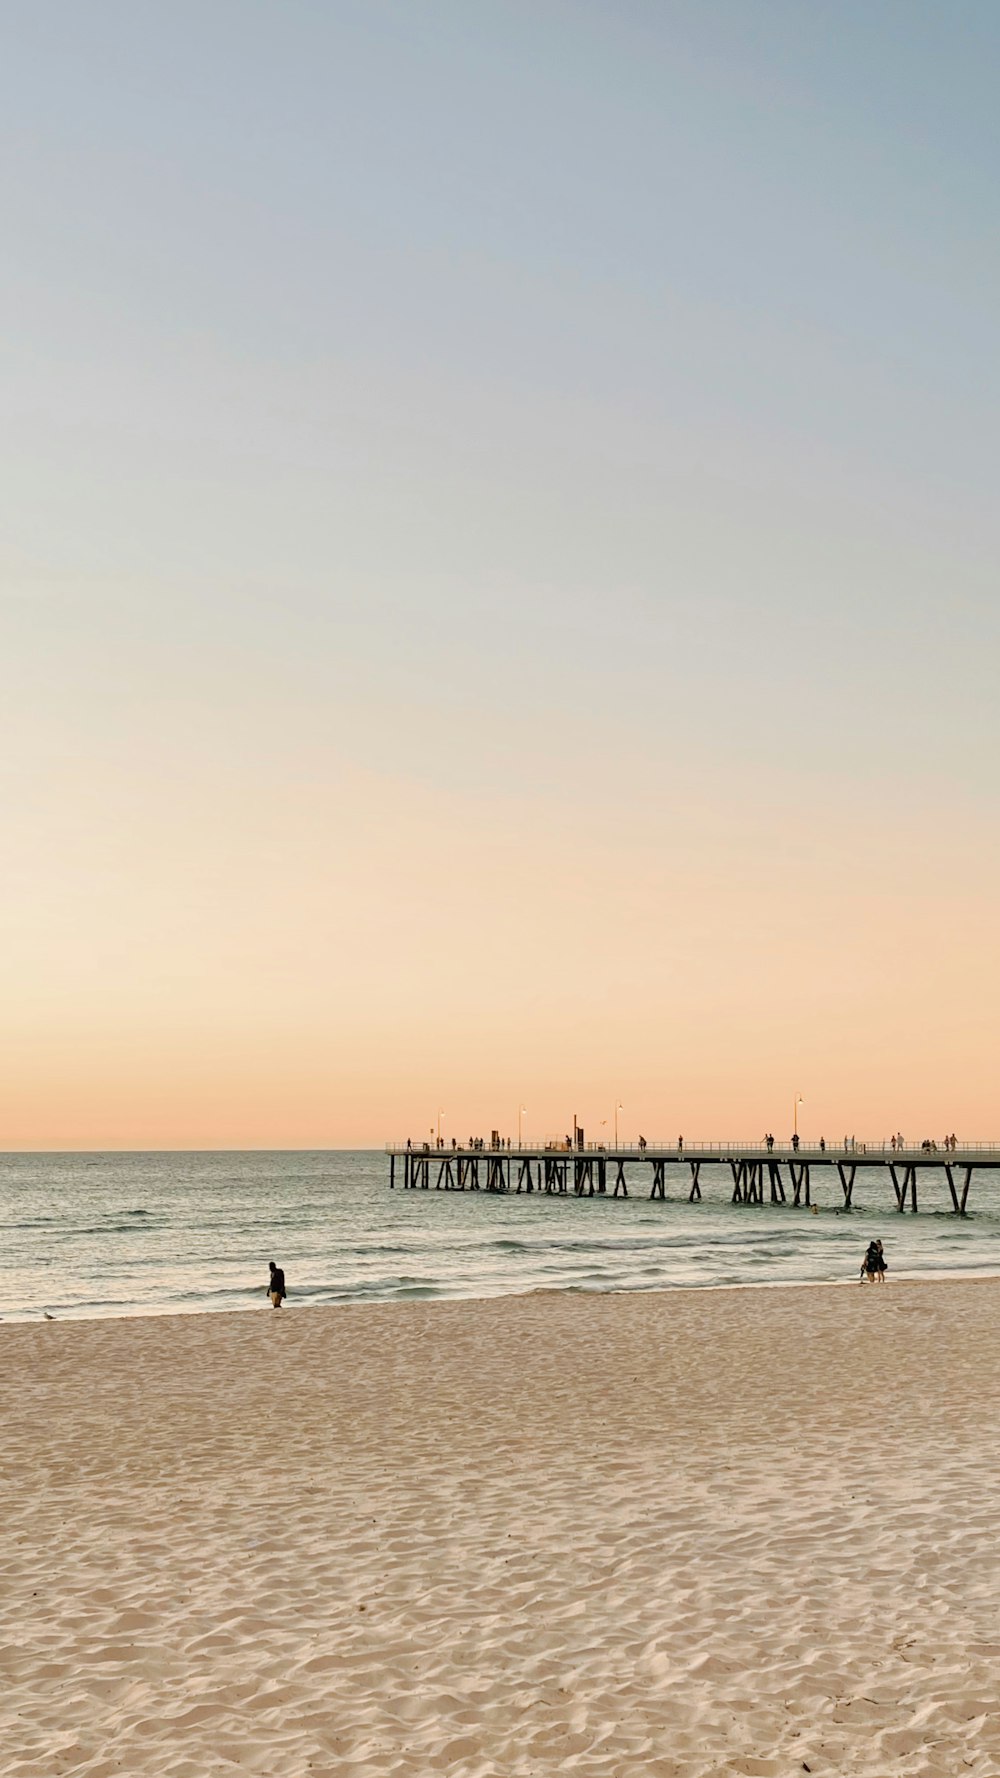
top-left (614, 1101), bottom-right (623, 1148)
top-left (518, 1105), bottom-right (526, 1145)
top-left (793, 1095), bottom-right (804, 1137)
top-left (437, 1108), bottom-right (444, 1144)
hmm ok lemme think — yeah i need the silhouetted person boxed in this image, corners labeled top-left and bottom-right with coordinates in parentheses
top-left (267, 1260), bottom-right (286, 1308)
top-left (819, 1137), bottom-right (826, 1153)
top-left (765, 1133), bottom-right (774, 1152)
top-left (791, 1132), bottom-right (800, 1152)
top-left (860, 1240), bottom-right (886, 1284)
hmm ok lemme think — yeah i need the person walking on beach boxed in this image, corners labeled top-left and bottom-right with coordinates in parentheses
top-left (860, 1240), bottom-right (886, 1284)
top-left (267, 1260), bottom-right (286, 1308)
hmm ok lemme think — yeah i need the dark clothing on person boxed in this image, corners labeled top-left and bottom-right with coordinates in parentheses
top-left (268, 1263), bottom-right (286, 1306)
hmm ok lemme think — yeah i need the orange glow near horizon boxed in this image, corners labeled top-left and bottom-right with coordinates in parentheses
top-left (4, 750), bottom-right (998, 1151)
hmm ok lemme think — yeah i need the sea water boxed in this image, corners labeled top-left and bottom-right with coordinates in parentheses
top-left (4, 1149), bottom-right (1000, 1322)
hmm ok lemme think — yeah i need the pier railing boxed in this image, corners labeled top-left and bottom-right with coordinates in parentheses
top-left (387, 1140), bottom-right (1000, 1161)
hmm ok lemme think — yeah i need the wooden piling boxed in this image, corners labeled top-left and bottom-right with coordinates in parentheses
top-left (836, 1162), bottom-right (856, 1208)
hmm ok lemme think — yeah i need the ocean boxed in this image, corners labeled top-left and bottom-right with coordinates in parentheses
top-left (5, 1148), bottom-right (1000, 1322)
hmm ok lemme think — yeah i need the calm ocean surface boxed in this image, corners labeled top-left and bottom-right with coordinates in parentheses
top-left (5, 1149), bottom-right (1000, 1322)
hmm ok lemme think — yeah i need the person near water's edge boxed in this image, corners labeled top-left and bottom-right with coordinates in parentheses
top-left (267, 1260), bottom-right (286, 1308)
top-left (860, 1240), bottom-right (886, 1284)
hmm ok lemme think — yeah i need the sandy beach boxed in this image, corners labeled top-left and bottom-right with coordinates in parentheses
top-left (5, 1279), bottom-right (1000, 1777)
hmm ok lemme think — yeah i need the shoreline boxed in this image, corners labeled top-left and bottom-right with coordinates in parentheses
top-left (8, 1264), bottom-right (1000, 1330)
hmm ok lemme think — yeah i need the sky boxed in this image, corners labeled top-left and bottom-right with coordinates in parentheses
top-left (3, 0), bottom-right (999, 1149)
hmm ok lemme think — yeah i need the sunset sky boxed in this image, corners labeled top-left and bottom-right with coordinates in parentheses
top-left (4, 1), bottom-right (1000, 1148)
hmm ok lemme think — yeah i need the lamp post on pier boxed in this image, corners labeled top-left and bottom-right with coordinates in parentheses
top-left (614, 1102), bottom-right (623, 1148)
top-left (518, 1105), bottom-right (526, 1146)
top-left (793, 1095), bottom-right (803, 1138)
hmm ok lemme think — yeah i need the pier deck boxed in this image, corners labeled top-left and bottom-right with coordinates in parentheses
top-left (387, 1142), bottom-right (1000, 1214)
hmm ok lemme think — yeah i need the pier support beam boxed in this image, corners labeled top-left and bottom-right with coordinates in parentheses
top-left (573, 1156), bottom-right (597, 1196)
top-left (789, 1162), bottom-right (811, 1207)
top-left (543, 1155), bottom-right (568, 1193)
top-left (944, 1164), bottom-right (974, 1215)
top-left (889, 1164), bottom-right (917, 1212)
top-left (650, 1159), bottom-right (666, 1201)
top-left (613, 1161), bottom-right (628, 1198)
top-left (484, 1154), bottom-right (505, 1191)
top-left (836, 1162), bottom-right (856, 1209)
top-left (688, 1159), bottom-right (702, 1201)
top-left (731, 1158), bottom-right (765, 1204)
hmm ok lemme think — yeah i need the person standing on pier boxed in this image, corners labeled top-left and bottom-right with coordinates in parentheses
top-left (765, 1133), bottom-right (774, 1151)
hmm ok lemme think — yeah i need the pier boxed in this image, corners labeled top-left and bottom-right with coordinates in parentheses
top-left (387, 1141), bottom-right (1000, 1214)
